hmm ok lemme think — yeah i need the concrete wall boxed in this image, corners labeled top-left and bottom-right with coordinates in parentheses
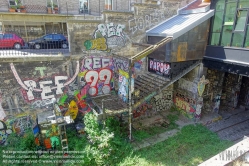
top-left (59, 0), bottom-right (80, 15)
top-left (173, 66), bottom-right (207, 121)
top-left (133, 84), bottom-right (173, 120)
top-left (68, 2), bottom-right (179, 56)
top-left (0, 0), bottom-right (10, 12)
top-left (202, 68), bottom-right (224, 114)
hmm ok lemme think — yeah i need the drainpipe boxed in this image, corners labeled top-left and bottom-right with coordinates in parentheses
top-left (128, 59), bottom-right (133, 141)
top-left (99, 0), bottom-right (100, 16)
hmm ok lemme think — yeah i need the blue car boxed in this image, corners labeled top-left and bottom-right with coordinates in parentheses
top-left (28, 34), bottom-right (68, 49)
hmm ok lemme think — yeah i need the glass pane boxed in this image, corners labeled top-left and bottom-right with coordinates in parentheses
top-left (231, 33), bottom-right (244, 47)
top-left (234, 10), bottom-right (247, 31)
top-left (216, 0), bottom-right (225, 11)
top-left (212, 11), bottom-right (224, 33)
top-left (224, 2), bottom-right (237, 26)
top-left (221, 28), bottom-right (232, 46)
top-left (210, 33), bottom-right (220, 46)
top-left (245, 25), bottom-right (249, 48)
top-left (9, 0), bottom-right (15, 5)
top-left (239, 0), bottom-right (249, 8)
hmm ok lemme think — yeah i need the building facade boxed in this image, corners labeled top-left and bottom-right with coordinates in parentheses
top-left (203, 0), bottom-right (249, 116)
top-left (2, 0), bottom-right (240, 146)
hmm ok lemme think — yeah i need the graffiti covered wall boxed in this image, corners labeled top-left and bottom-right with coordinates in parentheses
top-left (132, 85), bottom-right (173, 119)
top-left (68, 2), bottom-right (179, 57)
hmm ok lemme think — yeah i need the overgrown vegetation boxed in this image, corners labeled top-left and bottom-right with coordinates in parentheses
top-left (133, 108), bottom-right (180, 141)
top-left (0, 113), bottom-right (233, 166)
top-left (120, 124), bottom-right (233, 166)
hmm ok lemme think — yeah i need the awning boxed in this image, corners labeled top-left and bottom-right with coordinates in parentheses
top-left (146, 10), bottom-right (214, 39)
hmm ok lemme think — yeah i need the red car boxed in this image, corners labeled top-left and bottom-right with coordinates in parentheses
top-left (0, 33), bottom-right (25, 49)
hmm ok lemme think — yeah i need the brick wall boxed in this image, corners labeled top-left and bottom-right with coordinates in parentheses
top-left (23, 0), bottom-right (46, 6)
top-left (59, 0), bottom-right (79, 15)
top-left (0, 0), bottom-right (9, 12)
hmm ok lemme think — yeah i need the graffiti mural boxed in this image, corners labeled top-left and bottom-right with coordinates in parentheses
top-left (129, 9), bottom-right (169, 34)
top-left (80, 57), bottom-right (114, 97)
top-left (0, 94), bottom-right (6, 120)
top-left (197, 75), bottom-right (209, 97)
top-left (133, 102), bottom-right (153, 119)
top-left (118, 69), bottom-right (129, 102)
top-left (84, 23), bottom-right (126, 51)
top-left (148, 58), bottom-right (171, 78)
top-left (174, 92), bottom-right (196, 113)
top-left (11, 61), bottom-right (80, 101)
top-left (195, 97), bottom-right (203, 120)
top-left (213, 94), bottom-right (221, 113)
top-left (151, 89), bottom-right (173, 112)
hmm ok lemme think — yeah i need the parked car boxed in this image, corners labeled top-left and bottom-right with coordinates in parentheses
top-left (0, 33), bottom-right (25, 49)
top-left (28, 34), bottom-right (68, 49)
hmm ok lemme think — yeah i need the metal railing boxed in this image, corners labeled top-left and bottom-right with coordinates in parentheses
top-left (0, 30), bottom-right (69, 58)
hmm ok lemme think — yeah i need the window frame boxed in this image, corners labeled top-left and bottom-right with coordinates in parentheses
top-left (105, 0), bottom-right (113, 10)
top-left (9, 0), bottom-right (22, 6)
top-left (233, 9), bottom-right (249, 33)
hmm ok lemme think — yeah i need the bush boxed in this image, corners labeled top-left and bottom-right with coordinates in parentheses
top-left (83, 113), bottom-right (132, 166)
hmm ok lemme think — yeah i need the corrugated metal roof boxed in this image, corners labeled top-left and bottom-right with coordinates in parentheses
top-left (146, 10), bottom-right (214, 39)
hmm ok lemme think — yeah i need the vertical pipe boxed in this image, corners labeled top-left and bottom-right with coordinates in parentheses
top-left (128, 59), bottom-right (132, 141)
top-left (99, 0), bottom-right (101, 16)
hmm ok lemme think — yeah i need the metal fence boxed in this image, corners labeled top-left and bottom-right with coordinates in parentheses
top-left (0, 30), bottom-right (69, 57)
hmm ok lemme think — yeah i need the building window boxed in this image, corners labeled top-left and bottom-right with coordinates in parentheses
top-left (47, 0), bottom-right (58, 9)
top-left (79, 0), bottom-right (89, 13)
top-left (231, 32), bottom-right (244, 47)
top-left (105, 0), bottom-right (113, 10)
top-left (234, 10), bottom-right (248, 32)
top-left (9, 0), bottom-right (22, 6)
top-left (245, 25), bottom-right (249, 48)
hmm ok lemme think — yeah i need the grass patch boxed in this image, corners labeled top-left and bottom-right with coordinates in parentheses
top-left (133, 113), bottom-right (179, 141)
top-left (119, 124), bottom-right (233, 166)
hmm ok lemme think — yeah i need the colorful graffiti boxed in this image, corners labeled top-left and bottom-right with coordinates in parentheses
top-left (118, 69), bottom-right (129, 102)
top-left (195, 97), bottom-right (203, 120)
top-left (213, 94), bottom-right (221, 113)
top-left (0, 115), bottom-right (33, 144)
top-left (174, 96), bottom-right (195, 113)
top-left (151, 90), bottom-right (173, 112)
top-left (197, 75), bottom-right (209, 97)
top-left (84, 23), bottom-right (126, 51)
top-left (0, 94), bottom-right (6, 120)
top-left (11, 61), bottom-right (80, 101)
top-left (133, 103), bottom-right (153, 119)
top-left (80, 57), bottom-right (114, 97)
top-left (148, 58), bottom-right (171, 77)
top-left (84, 38), bottom-right (108, 51)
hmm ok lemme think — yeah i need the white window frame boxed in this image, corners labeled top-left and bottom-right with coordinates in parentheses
top-left (105, 0), bottom-right (113, 10)
top-left (79, 0), bottom-right (89, 10)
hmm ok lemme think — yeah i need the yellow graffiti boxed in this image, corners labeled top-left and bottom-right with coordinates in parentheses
top-left (91, 38), bottom-right (107, 51)
top-left (134, 90), bottom-right (140, 97)
top-left (175, 97), bottom-right (190, 112)
top-left (119, 69), bottom-right (129, 78)
top-left (65, 100), bottom-right (78, 120)
top-left (177, 42), bottom-right (187, 61)
top-left (78, 71), bottom-right (87, 77)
